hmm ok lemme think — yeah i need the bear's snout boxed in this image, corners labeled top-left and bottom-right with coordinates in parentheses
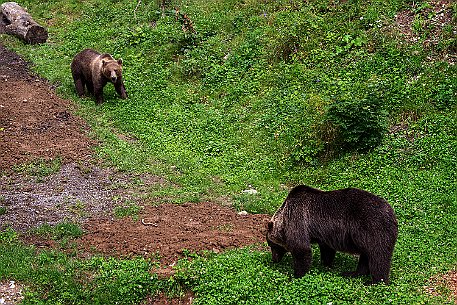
top-left (109, 70), bottom-right (118, 83)
top-left (271, 252), bottom-right (282, 263)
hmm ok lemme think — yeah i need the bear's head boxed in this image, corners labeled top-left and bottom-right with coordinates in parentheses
top-left (266, 220), bottom-right (287, 263)
top-left (101, 58), bottom-right (123, 84)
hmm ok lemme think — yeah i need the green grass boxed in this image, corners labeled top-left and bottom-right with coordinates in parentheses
top-left (1, 0), bottom-right (456, 303)
top-left (12, 158), bottom-right (62, 180)
top-left (113, 201), bottom-right (142, 220)
top-left (0, 240), bottom-right (165, 304)
top-left (32, 222), bottom-right (84, 240)
top-left (174, 247), bottom-right (447, 305)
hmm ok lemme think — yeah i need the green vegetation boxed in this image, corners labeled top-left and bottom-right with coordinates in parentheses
top-left (1, 0), bottom-right (456, 304)
top-left (12, 158), bottom-right (62, 180)
top-left (0, 240), bottom-right (164, 304)
top-left (113, 200), bottom-right (142, 220)
top-left (174, 247), bottom-right (435, 304)
top-left (32, 222), bottom-right (84, 240)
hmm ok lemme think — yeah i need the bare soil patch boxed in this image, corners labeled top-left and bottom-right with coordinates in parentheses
top-left (0, 45), bottom-right (94, 170)
top-left (1, 162), bottom-right (169, 232)
top-left (78, 202), bottom-right (267, 267)
top-left (426, 270), bottom-right (457, 304)
top-left (0, 281), bottom-right (24, 305)
top-left (393, 0), bottom-right (456, 64)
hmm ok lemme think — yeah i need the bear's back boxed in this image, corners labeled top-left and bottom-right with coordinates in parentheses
top-left (72, 49), bottom-right (101, 71)
top-left (284, 185), bottom-right (394, 221)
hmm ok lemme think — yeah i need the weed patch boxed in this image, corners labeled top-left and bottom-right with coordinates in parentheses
top-left (32, 222), bottom-right (84, 240)
top-left (114, 201), bottom-right (142, 220)
top-left (0, 239), bottom-right (167, 304)
top-left (12, 158), bottom-right (61, 180)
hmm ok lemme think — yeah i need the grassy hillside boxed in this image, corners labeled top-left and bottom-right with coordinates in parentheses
top-left (1, 0), bottom-right (456, 304)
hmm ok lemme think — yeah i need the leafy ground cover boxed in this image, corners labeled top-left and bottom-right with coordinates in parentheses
top-left (1, 0), bottom-right (456, 304)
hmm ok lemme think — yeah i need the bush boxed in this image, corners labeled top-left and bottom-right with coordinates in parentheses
top-left (285, 93), bottom-right (388, 166)
top-left (324, 95), bottom-right (388, 153)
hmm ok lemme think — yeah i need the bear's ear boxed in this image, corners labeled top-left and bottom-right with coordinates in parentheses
top-left (267, 221), bottom-right (274, 231)
top-left (117, 58), bottom-right (123, 65)
top-left (102, 59), bottom-right (108, 66)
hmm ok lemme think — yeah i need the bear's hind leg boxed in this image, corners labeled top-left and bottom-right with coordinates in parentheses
top-left (74, 79), bottom-right (85, 97)
top-left (342, 253), bottom-right (370, 278)
top-left (318, 243), bottom-right (336, 267)
top-left (72, 73), bottom-right (86, 97)
top-left (367, 254), bottom-right (391, 285)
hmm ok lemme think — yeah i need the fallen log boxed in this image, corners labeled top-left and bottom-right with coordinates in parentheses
top-left (1, 2), bottom-right (47, 44)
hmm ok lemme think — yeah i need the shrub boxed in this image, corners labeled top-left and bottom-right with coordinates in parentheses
top-left (324, 94), bottom-right (388, 153)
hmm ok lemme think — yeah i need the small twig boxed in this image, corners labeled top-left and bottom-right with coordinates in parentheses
top-left (141, 219), bottom-right (158, 226)
top-left (134, 0), bottom-right (141, 20)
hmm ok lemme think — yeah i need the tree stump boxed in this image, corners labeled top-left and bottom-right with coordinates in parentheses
top-left (1, 2), bottom-right (47, 44)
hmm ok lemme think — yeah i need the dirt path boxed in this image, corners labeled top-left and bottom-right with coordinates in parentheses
top-left (0, 44), bottom-right (269, 304)
top-left (0, 45), bottom-right (94, 169)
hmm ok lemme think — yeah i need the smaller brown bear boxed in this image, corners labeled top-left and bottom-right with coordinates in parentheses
top-left (267, 185), bottom-right (398, 285)
top-left (71, 48), bottom-right (127, 104)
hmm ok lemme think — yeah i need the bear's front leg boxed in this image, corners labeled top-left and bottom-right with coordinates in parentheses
top-left (114, 79), bottom-right (127, 99)
top-left (86, 81), bottom-right (94, 95)
top-left (93, 78), bottom-right (106, 104)
top-left (291, 248), bottom-right (312, 278)
top-left (269, 242), bottom-right (287, 263)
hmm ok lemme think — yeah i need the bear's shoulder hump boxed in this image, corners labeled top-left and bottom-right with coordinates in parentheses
top-left (99, 53), bottom-right (115, 61)
top-left (288, 185), bottom-right (322, 198)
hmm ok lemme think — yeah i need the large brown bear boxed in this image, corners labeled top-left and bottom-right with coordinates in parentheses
top-left (71, 48), bottom-right (127, 104)
top-left (266, 185), bottom-right (398, 285)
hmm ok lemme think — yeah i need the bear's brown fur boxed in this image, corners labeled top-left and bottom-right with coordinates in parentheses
top-left (71, 48), bottom-right (127, 104)
top-left (266, 185), bottom-right (398, 285)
